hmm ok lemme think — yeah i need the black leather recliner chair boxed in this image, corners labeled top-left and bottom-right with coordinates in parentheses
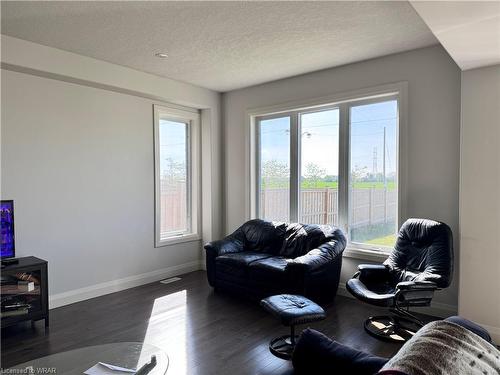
top-left (346, 218), bottom-right (453, 342)
top-left (205, 219), bottom-right (347, 303)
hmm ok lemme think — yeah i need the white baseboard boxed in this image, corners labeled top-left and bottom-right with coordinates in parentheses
top-left (337, 283), bottom-right (457, 318)
top-left (49, 260), bottom-right (202, 309)
top-left (200, 259), bottom-right (207, 271)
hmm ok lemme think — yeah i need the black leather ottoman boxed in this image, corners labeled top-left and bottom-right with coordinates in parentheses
top-left (261, 294), bottom-right (326, 360)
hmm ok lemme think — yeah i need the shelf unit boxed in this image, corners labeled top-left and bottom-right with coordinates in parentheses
top-left (1, 256), bottom-right (49, 328)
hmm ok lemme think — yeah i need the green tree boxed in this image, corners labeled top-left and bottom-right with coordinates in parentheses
top-left (162, 157), bottom-right (186, 182)
top-left (261, 160), bottom-right (289, 188)
top-left (302, 163), bottom-right (326, 188)
top-left (351, 164), bottom-right (368, 182)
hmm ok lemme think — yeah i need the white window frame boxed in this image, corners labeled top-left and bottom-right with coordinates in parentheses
top-left (248, 83), bottom-right (408, 258)
top-left (154, 105), bottom-right (201, 247)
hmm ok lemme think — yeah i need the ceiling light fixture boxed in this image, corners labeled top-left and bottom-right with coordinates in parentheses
top-left (154, 52), bottom-right (168, 59)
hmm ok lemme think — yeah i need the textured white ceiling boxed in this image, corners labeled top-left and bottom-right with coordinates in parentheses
top-left (411, 1), bottom-right (500, 70)
top-left (1, 1), bottom-right (438, 92)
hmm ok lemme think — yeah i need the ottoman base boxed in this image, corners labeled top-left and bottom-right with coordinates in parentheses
top-left (269, 334), bottom-right (299, 360)
top-left (261, 294), bottom-right (326, 360)
top-left (269, 324), bottom-right (298, 360)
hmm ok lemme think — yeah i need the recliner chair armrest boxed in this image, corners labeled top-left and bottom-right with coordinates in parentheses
top-left (356, 264), bottom-right (391, 284)
top-left (204, 237), bottom-right (244, 257)
top-left (395, 280), bottom-right (438, 291)
top-left (358, 264), bottom-right (387, 271)
top-left (394, 281), bottom-right (438, 306)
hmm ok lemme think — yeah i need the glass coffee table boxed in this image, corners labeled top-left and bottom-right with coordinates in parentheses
top-left (9, 342), bottom-right (168, 374)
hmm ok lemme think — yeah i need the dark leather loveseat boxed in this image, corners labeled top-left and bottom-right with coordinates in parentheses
top-left (204, 219), bottom-right (347, 303)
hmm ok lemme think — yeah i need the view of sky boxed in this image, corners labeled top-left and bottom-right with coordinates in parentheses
top-left (159, 119), bottom-right (187, 177)
top-left (260, 117), bottom-right (291, 175)
top-left (301, 109), bottom-right (339, 178)
top-left (159, 100), bottom-right (398, 180)
top-left (351, 100), bottom-right (397, 178)
top-left (260, 100), bottom-right (397, 179)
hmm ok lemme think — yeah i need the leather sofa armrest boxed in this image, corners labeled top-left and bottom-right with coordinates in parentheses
top-left (288, 238), bottom-right (346, 272)
top-left (204, 236), bottom-right (244, 257)
top-left (204, 232), bottom-right (245, 288)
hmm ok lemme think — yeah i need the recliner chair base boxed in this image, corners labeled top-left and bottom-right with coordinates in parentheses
top-left (364, 315), bottom-right (423, 342)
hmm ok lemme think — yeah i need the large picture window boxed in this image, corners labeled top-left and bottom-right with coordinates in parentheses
top-left (154, 105), bottom-right (200, 246)
top-left (254, 91), bottom-right (401, 251)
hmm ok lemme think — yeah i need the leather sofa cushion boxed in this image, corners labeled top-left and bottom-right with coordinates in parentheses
top-left (248, 256), bottom-right (290, 284)
top-left (281, 223), bottom-right (337, 258)
top-left (240, 220), bottom-right (287, 254)
top-left (216, 252), bottom-right (272, 278)
top-left (444, 316), bottom-right (492, 343)
top-left (236, 219), bottom-right (340, 257)
top-left (292, 328), bottom-right (389, 375)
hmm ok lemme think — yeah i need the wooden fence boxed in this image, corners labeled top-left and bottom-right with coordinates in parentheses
top-left (159, 183), bottom-right (397, 234)
top-left (260, 187), bottom-right (396, 227)
top-left (160, 180), bottom-right (187, 234)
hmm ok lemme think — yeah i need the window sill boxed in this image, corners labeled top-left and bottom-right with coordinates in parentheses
top-left (343, 246), bottom-right (390, 262)
top-left (155, 234), bottom-right (201, 248)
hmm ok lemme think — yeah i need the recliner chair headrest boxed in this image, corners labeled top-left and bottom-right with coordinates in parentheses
top-left (385, 218), bottom-right (454, 288)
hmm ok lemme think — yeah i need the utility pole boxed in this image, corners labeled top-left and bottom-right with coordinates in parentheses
top-left (383, 126), bottom-right (387, 223)
top-left (372, 148), bottom-right (378, 175)
top-left (383, 126), bottom-right (387, 188)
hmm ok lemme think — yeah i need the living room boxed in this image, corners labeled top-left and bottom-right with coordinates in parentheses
top-left (1, 1), bottom-right (499, 374)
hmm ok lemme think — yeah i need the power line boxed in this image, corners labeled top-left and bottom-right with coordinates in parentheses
top-left (160, 143), bottom-right (185, 147)
top-left (350, 117), bottom-right (397, 124)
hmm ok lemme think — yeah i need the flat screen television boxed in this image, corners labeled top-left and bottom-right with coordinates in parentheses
top-left (1, 200), bottom-right (15, 259)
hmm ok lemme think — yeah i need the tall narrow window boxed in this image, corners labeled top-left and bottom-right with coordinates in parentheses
top-left (154, 106), bottom-right (200, 246)
top-left (159, 120), bottom-right (189, 235)
top-left (258, 116), bottom-right (291, 222)
top-left (299, 109), bottom-right (340, 226)
top-left (253, 90), bottom-right (401, 253)
top-left (349, 100), bottom-right (398, 248)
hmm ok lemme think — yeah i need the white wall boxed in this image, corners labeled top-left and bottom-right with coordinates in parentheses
top-left (459, 64), bottom-right (500, 342)
top-left (1, 36), bottom-right (222, 307)
top-left (222, 45), bottom-right (461, 314)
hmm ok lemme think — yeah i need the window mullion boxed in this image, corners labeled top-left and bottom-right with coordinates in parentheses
top-left (254, 118), bottom-right (262, 219)
top-left (289, 113), bottom-right (300, 222)
top-left (338, 103), bottom-right (350, 236)
top-left (186, 121), bottom-right (192, 233)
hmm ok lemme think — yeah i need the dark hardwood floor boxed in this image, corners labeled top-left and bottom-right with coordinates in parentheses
top-left (2, 271), bottom-right (412, 374)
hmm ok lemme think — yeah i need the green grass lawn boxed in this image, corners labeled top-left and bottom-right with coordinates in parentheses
top-left (262, 181), bottom-right (396, 190)
top-left (366, 234), bottom-right (396, 247)
top-left (303, 181), bottom-right (396, 189)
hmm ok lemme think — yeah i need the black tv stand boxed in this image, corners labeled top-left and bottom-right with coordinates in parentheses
top-left (1, 258), bottom-right (19, 266)
top-left (1, 256), bottom-right (49, 328)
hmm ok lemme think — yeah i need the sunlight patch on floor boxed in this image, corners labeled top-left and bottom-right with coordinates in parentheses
top-left (141, 290), bottom-right (188, 375)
